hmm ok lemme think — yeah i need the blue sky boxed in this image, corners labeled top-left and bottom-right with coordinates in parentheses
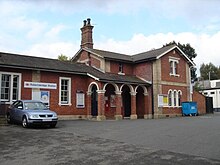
top-left (0, 0), bottom-right (220, 74)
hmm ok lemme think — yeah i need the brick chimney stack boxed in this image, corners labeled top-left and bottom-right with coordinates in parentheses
top-left (81, 18), bottom-right (94, 49)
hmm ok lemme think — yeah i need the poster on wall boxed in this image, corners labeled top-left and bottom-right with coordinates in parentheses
top-left (158, 94), bottom-right (168, 107)
top-left (32, 90), bottom-right (50, 107)
top-left (76, 90), bottom-right (85, 108)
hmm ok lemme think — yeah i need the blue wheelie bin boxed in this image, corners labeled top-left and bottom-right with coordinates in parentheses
top-left (182, 102), bottom-right (198, 116)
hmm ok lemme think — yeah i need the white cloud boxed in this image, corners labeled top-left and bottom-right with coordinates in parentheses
top-left (95, 31), bottom-right (220, 70)
top-left (45, 24), bottom-right (69, 39)
top-left (21, 42), bottom-right (80, 59)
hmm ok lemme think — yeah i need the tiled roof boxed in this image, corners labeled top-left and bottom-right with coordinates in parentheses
top-left (132, 44), bottom-right (176, 62)
top-left (85, 48), bottom-right (133, 62)
top-left (0, 52), bottom-right (149, 85)
top-left (83, 44), bottom-right (176, 63)
top-left (0, 52), bottom-right (86, 73)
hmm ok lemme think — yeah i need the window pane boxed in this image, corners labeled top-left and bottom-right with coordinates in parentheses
top-left (168, 91), bottom-right (172, 106)
top-left (170, 61), bottom-right (173, 74)
top-left (1, 74), bottom-right (11, 101)
top-left (173, 91), bottom-right (177, 106)
top-left (13, 75), bottom-right (19, 100)
top-left (61, 79), bottom-right (69, 104)
top-left (178, 92), bottom-right (181, 106)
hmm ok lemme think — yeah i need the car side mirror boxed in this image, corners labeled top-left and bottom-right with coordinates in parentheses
top-left (17, 106), bottom-right (23, 109)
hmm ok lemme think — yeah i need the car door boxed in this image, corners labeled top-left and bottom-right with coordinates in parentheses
top-left (9, 101), bottom-right (19, 121)
top-left (13, 101), bottom-right (24, 122)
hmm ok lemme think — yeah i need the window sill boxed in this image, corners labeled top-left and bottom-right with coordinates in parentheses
top-left (167, 106), bottom-right (182, 108)
top-left (59, 103), bottom-right (72, 106)
top-left (76, 106), bottom-right (85, 109)
top-left (118, 72), bottom-right (125, 75)
top-left (169, 73), bottom-right (180, 77)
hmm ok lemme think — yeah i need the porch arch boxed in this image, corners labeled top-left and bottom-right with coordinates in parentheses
top-left (88, 82), bottom-right (100, 93)
top-left (134, 85), bottom-right (148, 95)
top-left (119, 84), bottom-right (134, 93)
top-left (87, 82), bottom-right (99, 117)
top-left (103, 83), bottom-right (119, 92)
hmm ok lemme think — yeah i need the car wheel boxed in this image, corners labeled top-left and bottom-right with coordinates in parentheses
top-left (6, 114), bottom-right (12, 124)
top-left (22, 116), bottom-right (29, 128)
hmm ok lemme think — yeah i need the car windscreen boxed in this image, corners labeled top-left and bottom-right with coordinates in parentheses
top-left (24, 102), bottom-right (48, 110)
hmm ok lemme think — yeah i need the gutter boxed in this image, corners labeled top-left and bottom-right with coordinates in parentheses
top-left (0, 64), bottom-right (88, 76)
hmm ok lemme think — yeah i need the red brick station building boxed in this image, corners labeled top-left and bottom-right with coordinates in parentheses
top-left (0, 19), bottom-right (206, 120)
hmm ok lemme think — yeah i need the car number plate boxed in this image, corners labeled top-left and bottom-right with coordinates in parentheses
top-left (43, 119), bottom-right (52, 121)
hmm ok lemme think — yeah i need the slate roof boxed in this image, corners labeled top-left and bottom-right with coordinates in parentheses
top-left (85, 48), bottom-right (133, 62)
top-left (132, 44), bottom-right (176, 62)
top-left (0, 52), bottom-right (149, 85)
top-left (82, 44), bottom-right (194, 65)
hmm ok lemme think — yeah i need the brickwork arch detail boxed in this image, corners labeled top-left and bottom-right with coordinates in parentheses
top-left (134, 85), bottom-right (148, 95)
top-left (103, 83), bottom-right (119, 92)
top-left (119, 84), bottom-right (134, 93)
top-left (88, 82), bottom-right (100, 93)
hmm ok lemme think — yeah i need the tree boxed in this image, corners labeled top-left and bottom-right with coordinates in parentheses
top-left (58, 54), bottom-right (71, 61)
top-left (200, 63), bottom-right (220, 80)
top-left (164, 41), bottom-right (197, 82)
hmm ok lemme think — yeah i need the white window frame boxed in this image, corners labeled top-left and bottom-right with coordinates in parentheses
top-left (177, 90), bottom-right (182, 107)
top-left (169, 57), bottom-right (180, 77)
top-left (0, 72), bottom-right (21, 104)
top-left (168, 90), bottom-right (172, 106)
top-left (59, 77), bottom-right (71, 106)
top-left (168, 89), bottom-right (182, 108)
top-left (119, 63), bottom-right (123, 73)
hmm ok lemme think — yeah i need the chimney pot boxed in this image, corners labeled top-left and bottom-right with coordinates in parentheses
top-left (83, 20), bottom-right (87, 26)
top-left (87, 18), bottom-right (91, 25)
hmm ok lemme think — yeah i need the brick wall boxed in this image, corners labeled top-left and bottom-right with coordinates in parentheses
top-left (41, 71), bottom-right (89, 115)
top-left (192, 91), bottom-right (206, 115)
top-left (109, 61), bottom-right (133, 75)
top-left (90, 55), bottom-right (101, 69)
top-left (161, 50), bottom-right (187, 83)
top-left (134, 62), bottom-right (153, 81)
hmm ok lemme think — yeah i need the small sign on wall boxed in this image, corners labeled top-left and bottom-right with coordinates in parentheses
top-left (158, 94), bottom-right (168, 107)
top-left (24, 81), bottom-right (57, 89)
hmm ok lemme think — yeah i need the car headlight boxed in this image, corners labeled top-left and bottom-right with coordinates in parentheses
top-left (53, 113), bottom-right (58, 118)
top-left (30, 114), bottom-right (39, 118)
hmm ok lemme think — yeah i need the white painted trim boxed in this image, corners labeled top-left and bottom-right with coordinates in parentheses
top-left (156, 45), bottom-right (195, 66)
top-left (88, 82), bottom-right (100, 93)
top-left (59, 77), bottom-right (72, 106)
top-left (119, 84), bottom-right (134, 93)
top-left (0, 72), bottom-right (22, 104)
top-left (87, 73), bottom-right (99, 81)
top-left (103, 83), bottom-right (119, 92)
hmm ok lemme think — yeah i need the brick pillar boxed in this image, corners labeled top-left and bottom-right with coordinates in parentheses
top-left (130, 92), bottom-right (137, 120)
top-left (143, 92), bottom-right (152, 119)
top-left (97, 90), bottom-right (106, 121)
top-left (115, 91), bottom-right (122, 120)
top-left (86, 91), bottom-right (92, 119)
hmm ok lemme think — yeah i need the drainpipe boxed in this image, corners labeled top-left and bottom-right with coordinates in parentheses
top-left (151, 62), bottom-right (154, 118)
top-left (189, 65), bottom-right (194, 101)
